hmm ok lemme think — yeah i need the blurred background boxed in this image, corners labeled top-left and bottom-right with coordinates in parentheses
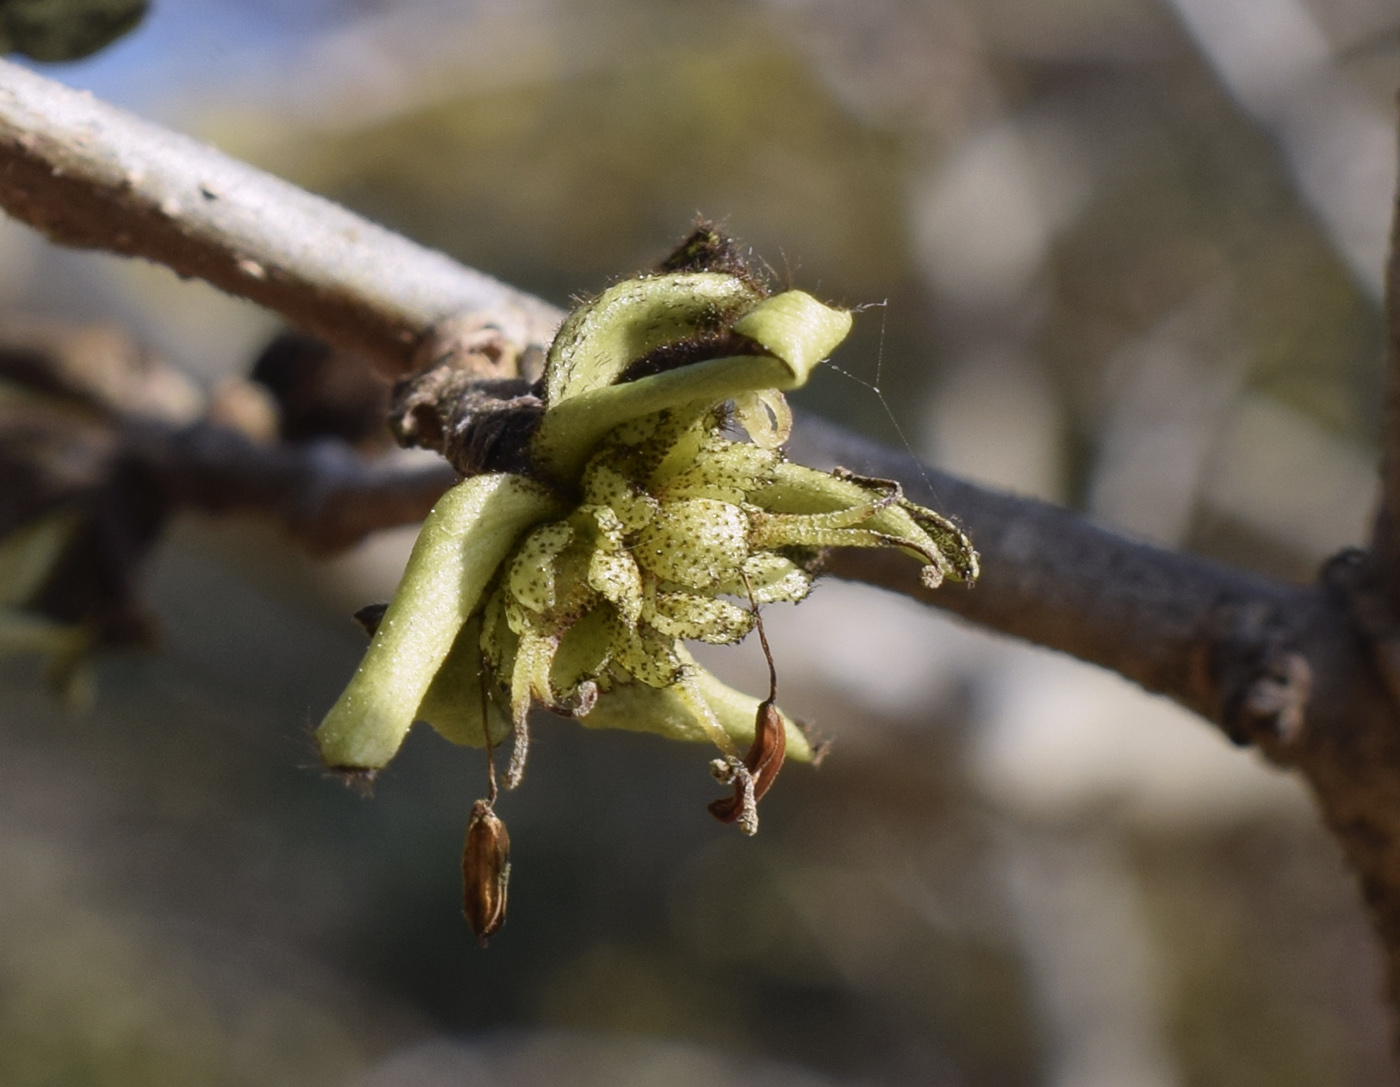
top-left (2, 0), bottom-right (1400, 1083)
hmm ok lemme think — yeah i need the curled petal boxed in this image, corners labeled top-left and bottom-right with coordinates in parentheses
top-left (545, 272), bottom-right (763, 405)
top-left (633, 497), bottom-right (749, 590)
top-left (533, 290), bottom-right (851, 484)
top-left (316, 474), bottom-right (562, 771)
top-left (644, 589), bottom-right (752, 644)
top-left (731, 388), bottom-right (792, 450)
top-left (731, 290), bottom-right (854, 377)
top-left (505, 625), bottom-right (559, 788)
top-left (655, 434), bottom-right (777, 502)
top-left (549, 607), bottom-right (616, 701)
top-left (508, 521), bottom-right (574, 614)
top-left (611, 622), bottom-right (684, 689)
top-left (751, 461), bottom-right (978, 584)
top-left (715, 553), bottom-right (812, 605)
top-left (414, 613), bottom-right (512, 749)
top-left (588, 547), bottom-right (643, 627)
top-left (582, 461), bottom-right (658, 532)
top-left (511, 627), bottom-right (558, 718)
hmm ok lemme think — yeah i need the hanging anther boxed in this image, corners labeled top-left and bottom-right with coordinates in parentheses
top-left (464, 677), bottom-right (509, 946)
top-left (709, 572), bottom-right (787, 833)
top-left (462, 798), bottom-right (510, 946)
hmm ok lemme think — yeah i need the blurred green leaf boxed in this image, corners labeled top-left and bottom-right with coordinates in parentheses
top-left (0, 0), bottom-right (147, 62)
top-left (0, 508), bottom-right (79, 607)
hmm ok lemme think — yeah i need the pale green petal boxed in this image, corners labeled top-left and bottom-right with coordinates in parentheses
top-left (731, 291), bottom-right (853, 378)
top-left (414, 613), bottom-right (512, 749)
top-left (533, 290), bottom-right (852, 485)
top-left (588, 547), bottom-right (643, 627)
top-left (751, 460), bottom-right (873, 515)
top-left (549, 607), bottom-right (616, 694)
top-left (611, 622), bottom-right (683, 688)
top-left (534, 359), bottom-right (792, 484)
top-left (316, 473), bottom-right (563, 770)
top-left (655, 437), bottom-right (777, 502)
top-left (511, 627), bottom-right (558, 717)
top-left (583, 656), bottom-right (813, 762)
top-left (545, 272), bottom-right (762, 405)
top-left (508, 521), bottom-right (573, 614)
top-left (731, 388), bottom-right (792, 449)
top-left (714, 553), bottom-right (812, 604)
top-left (582, 462), bottom-right (657, 531)
top-left (752, 462), bottom-right (978, 583)
top-left (899, 500), bottom-right (981, 583)
top-left (644, 590), bottom-right (752, 644)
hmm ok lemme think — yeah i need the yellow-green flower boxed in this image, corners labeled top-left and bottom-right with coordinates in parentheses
top-left (316, 262), bottom-right (978, 834)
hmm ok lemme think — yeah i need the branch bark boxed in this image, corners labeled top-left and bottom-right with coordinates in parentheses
top-left (0, 61), bottom-right (562, 376)
top-left (792, 415), bottom-right (1400, 1036)
top-left (787, 414), bottom-right (1312, 737)
top-left (5, 56), bottom-right (1400, 1053)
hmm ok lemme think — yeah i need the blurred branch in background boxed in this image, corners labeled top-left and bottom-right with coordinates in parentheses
top-left (1164, 0), bottom-right (1396, 301)
top-left (0, 317), bottom-right (454, 673)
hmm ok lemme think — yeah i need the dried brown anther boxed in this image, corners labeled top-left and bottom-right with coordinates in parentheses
top-left (709, 571), bottom-right (788, 833)
top-left (708, 696), bottom-right (787, 832)
top-left (462, 799), bottom-right (511, 946)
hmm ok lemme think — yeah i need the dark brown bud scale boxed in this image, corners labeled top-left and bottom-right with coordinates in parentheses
top-left (462, 799), bottom-right (510, 946)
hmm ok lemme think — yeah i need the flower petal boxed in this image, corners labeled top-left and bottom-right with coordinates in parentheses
top-left (414, 613), bottom-right (512, 748)
top-left (532, 290), bottom-right (852, 484)
top-left (545, 272), bottom-right (763, 405)
top-left (731, 290), bottom-right (853, 379)
top-left (585, 651), bottom-right (814, 762)
top-left (316, 473), bottom-right (562, 771)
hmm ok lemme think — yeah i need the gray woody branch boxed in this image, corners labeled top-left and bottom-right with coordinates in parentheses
top-left (0, 61), bottom-right (561, 375)
top-left (5, 58), bottom-right (1400, 1048)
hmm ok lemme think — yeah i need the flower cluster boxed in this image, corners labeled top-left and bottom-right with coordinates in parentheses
top-left (315, 245), bottom-right (977, 940)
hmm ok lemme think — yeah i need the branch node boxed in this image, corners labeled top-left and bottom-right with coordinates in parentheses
top-left (1206, 599), bottom-right (1312, 750)
top-left (412, 311), bottom-right (545, 384)
top-left (1239, 651), bottom-right (1312, 747)
top-left (390, 314), bottom-right (547, 477)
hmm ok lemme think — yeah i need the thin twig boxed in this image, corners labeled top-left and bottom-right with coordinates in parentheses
top-left (140, 421), bottom-right (457, 552)
top-left (741, 569), bottom-right (778, 704)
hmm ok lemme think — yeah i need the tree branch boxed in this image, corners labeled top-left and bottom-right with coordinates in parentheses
top-left (0, 56), bottom-right (1357, 768)
top-left (0, 60), bottom-right (562, 376)
top-left (787, 414), bottom-right (1313, 739)
top-left (793, 415), bottom-right (1400, 1036)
